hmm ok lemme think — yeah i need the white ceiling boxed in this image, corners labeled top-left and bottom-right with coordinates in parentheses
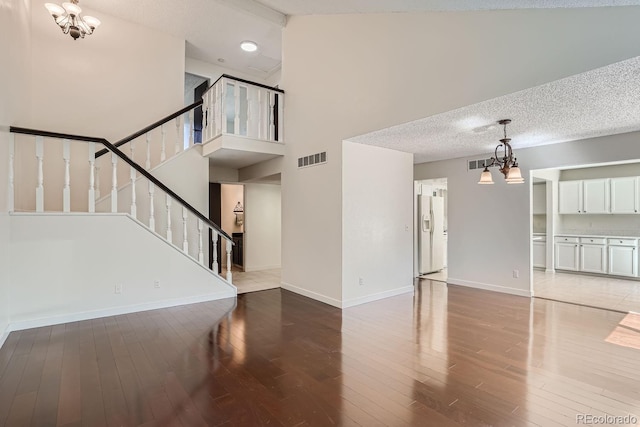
top-left (349, 56), bottom-right (640, 164)
top-left (78, 0), bottom-right (640, 80)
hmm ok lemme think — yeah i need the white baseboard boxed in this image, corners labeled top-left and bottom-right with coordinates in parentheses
top-left (0, 324), bottom-right (9, 349)
top-left (447, 278), bottom-right (532, 297)
top-left (243, 264), bottom-right (281, 272)
top-left (281, 281), bottom-right (342, 308)
top-left (342, 285), bottom-right (414, 309)
top-left (7, 290), bottom-right (236, 333)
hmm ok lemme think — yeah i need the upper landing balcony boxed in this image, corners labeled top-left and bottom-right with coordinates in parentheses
top-left (201, 75), bottom-right (284, 169)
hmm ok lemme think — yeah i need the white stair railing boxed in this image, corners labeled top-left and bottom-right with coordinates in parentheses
top-left (8, 127), bottom-right (234, 284)
top-left (202, 75), bottom-right (284, 144)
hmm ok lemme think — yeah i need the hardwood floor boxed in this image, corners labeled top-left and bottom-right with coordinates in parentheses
top-left (1, 280), bottom-right (640, 426)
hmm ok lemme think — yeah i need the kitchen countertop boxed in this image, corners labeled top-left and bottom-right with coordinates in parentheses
top-left (555, 233), bottom-right (640, 240)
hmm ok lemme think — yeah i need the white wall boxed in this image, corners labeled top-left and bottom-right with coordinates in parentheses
top-left (342, 142), bottom-right (413, 307)
top-left (95, 145), bottom-right (211, 262)
top-left (244, 183), bottom-right (281, 272)
top-left (29, 0), bottom-right (185, 140)
top-left (8, 213), bottom-right (235, 330)
top-left (0, 0), bottom-right (32, 345)
top-left (415, 131), bottom-right (640, 296)
top-left (281, 8), bottom-right (640, 305)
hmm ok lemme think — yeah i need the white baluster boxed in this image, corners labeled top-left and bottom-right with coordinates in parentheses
top-left (130, 139), bottom-right (135, 162)
top-left (234, 83), bottom-right (240, 135)
top-left (214, 83), bottom-right (221, 136)
top-left (258, 89), bottom-right (265, 140)
top-left (35, 136), bottom-right (44, 212)
top-left (62, 139), bottom-right (71, 212)
top-left (247, 86), bottom-right (257, 139)
top-left (212, 231), bottom-right (219, 274)
top-left (145, 132), bottom-right (151, 170)
top-left (7, 134), bottom-right (14, 212)
top-left (175, 115), bottom-right (182, 154)
top-left (130, 167), bottom-right (137, 218)
top-left (166, 195), bottom-right (172, 243)
top-left (182, 207), bottom-right (188, 253)
top-left (188, 109), bottom-right (194, 147)
top-left (198, 219), bottom-right (204, 264)
top-left (111, 152), bottom-right (118, 213)
top-left (226, 239), bottom-right (233, 283)
top-left (160, 124), bottom-right (166, 162)
top-left (95, 165), bottom-right (101, 199)
top-left (148, 181), bottom-right (155, 231)
top-left (277, 93), bottom-right (284, 142)
top-left (221, 82), bottom-right (227, 135)
top-left (268, 92), bottom-right (276, 142)
top-left (88, 142), bottom-right (95, 213)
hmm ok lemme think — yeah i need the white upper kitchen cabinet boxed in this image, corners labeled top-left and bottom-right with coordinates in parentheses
top-left (582, 179), bottom-right (610, 214)
top-left (558, 181), bottom-right (582, 214)
top-left (610, 177), bottom-right (638, 214)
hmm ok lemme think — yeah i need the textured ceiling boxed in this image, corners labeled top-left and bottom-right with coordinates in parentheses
top-left (349, 56), bottom-right (640, 164)
top-left (259, 0), bottom-right (640, 14)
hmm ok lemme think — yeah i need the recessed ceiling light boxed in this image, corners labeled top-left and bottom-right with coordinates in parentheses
top-left (240, 41), bottom-right (258, 52)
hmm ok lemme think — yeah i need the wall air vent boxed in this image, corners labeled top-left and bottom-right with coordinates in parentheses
top-left (467, 157), bottom-right (496, 171)
top-left (298, 151), bottom-right (327, 169)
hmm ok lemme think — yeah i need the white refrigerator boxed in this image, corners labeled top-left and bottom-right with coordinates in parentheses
top-left (419, 195), bottom-right (445, 274)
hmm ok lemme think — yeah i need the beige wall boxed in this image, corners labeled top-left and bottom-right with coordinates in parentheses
top-left (281, 7), bottom-right (640, 303)
top-left (244, 183), bottom-right (281, 272)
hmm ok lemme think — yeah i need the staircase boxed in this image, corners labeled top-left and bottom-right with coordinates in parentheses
top-left (4, 75), bottom-right (284, 335)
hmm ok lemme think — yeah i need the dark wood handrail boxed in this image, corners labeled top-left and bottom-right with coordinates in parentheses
top-left (9, 126), bottom-right (233, 244)
top-left (95, 99), bottom-right (203, 158)
top-left (211, 74), bottom-right (285, 94)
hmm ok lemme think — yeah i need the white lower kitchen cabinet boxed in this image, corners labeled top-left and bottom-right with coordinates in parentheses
top-left (580, 243), bottom-right (607, 274)
top-left (608, 244), bottom-right (638, 277)
top-left (533, 240), bottom-right (546, 268)
top-left (555, 240), bottom-right (579, 271)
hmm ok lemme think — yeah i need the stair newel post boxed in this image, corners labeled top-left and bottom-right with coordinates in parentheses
top-left (188, 109), bottom-right (194, 147)
top-left (145, 132), bottom-right (151, 170)
top-left (62, 139), bottom-right (71, 212)
top-left (182, 207), bottom-right (189, 253)
top-left (198, 219), bottom-right (204, 264)
top-left (88, 142), bottom-right (95, 213)
top-left (268, 91), bottom-right (276, 142)
top-left (166, 195), bottom-right (172, 243)
top-left (175, 115), bottom-right (182, 154)
top-left (160, 124), bottom-right (166, 162)
top-left (110, 152), bottom-right (118, 213)
top-left (212, 231), bottom-right (219, 274)
top-left (226, 239), bottom-right (233, 283)
top-left (148, 181), bottom-right (155, 231)
top-left (95, 165), bottom-right (101, 199)
top-left (130, 167), bottom-right (137, 218)
top-left (8, 134), bottom-right (14, 212)
top-left (35, 136), bottom-right (44, 212)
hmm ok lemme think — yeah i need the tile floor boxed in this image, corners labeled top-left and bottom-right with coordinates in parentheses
top-left (421, 268), bottom-right (448, 282)
top-left (230, 267), bottom-right (281, 294)
top-left (534, 269), bottom-right (640, 313)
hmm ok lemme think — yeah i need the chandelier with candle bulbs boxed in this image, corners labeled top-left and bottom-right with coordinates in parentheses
top-left (45, 0), bottom-right (101, 40)
top-left (478, 119), bottom-right (524, 185)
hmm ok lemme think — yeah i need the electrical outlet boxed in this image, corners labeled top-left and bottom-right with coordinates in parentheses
top-left (359, 277), bottom-right (364, 286)
top-left (513, 269), bottom-right (519, 279)
top-left (115, 284), bottom-right (123, 294)
top-left (154, 280), bottom-right (161, 289)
